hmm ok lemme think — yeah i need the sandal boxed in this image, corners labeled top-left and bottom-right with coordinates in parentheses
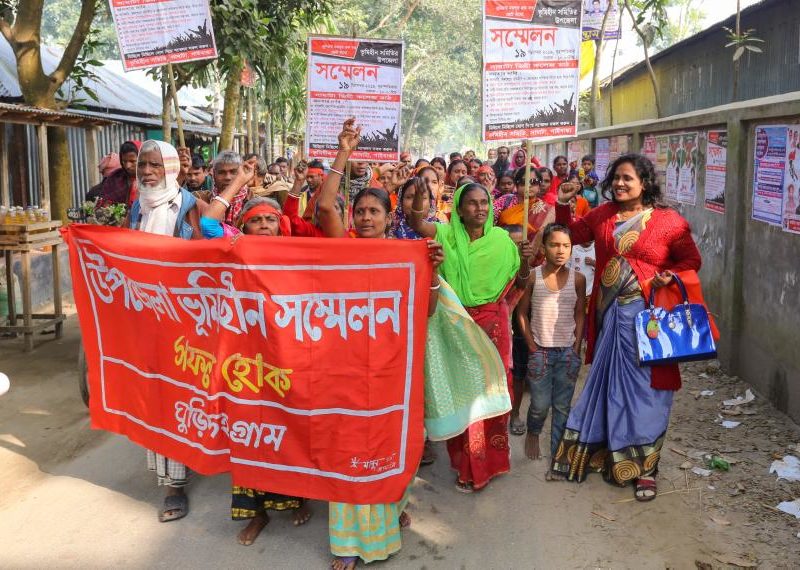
top-left (455, 480), bottom-right (474, 494)
top-left (399, 510), bottom-right (411, 528)
top-left (331, 556), bottom-right (359, 570)
top-left (634, 476), bottom-right (657, 502)
top-left (510, 417), bottom-right (526, 436)
top-left (158, 493), bottom-right (189, 522)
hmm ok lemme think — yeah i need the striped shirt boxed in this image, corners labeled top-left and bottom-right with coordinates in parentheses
top-left (530, 266), bottom-right (577, 348)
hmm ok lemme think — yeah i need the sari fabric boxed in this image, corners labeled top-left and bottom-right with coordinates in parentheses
top-left (424, 279), bottom-right (511, 440)
top-left (551, 210), bottom-right (673, 485)
top-left (494, 194), bottom-right (552, 233)
top-left (435, 185), bottom-right (520, 307)
top-left (389, 184), bottom-right (438, 239)
top-left (446, 289), bottom-right (514, 490)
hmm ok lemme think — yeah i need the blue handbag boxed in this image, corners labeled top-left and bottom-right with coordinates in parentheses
top-left (634, 274), bottom-right (717, 366)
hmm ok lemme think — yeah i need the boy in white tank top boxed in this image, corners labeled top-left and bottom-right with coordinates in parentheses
top-left (516, 224), bottom-right (586, 474)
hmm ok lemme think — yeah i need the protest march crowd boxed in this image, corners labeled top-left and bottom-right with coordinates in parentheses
top-left (84, 117), bottom-right (703, 569)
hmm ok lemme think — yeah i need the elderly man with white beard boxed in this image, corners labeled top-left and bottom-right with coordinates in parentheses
top-left (125, 140), bottom-right (201, 522)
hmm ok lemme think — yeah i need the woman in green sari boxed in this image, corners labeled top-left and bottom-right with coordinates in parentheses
top-left (408, 182), bottom-right (534, 492)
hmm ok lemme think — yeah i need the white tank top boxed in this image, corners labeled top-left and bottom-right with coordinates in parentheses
top-left (529, 266), bottom-right (577, 348)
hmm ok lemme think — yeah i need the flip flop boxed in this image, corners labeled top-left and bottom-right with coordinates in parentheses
top-left (420, 440), bottom-right (436, 466)
top-left (331, 556), bottom-right (359, 570)
top-left (158, 493), bottom-right (189, 522)
top-left (510, 417), bottom-right (526, 436)
top-left (634, 477), bottom-right (657, 502)
top-left (455, 480), bottom-right (474, 494)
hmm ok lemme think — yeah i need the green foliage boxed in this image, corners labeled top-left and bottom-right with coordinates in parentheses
top-left (41, 0), bottom-right (119, 58)
top-left (722, 26), bottom-right (764, 61)
top-left (56, 25), bottom-right (104, 107)
top-left (650, 0), bottom-right (705, 51)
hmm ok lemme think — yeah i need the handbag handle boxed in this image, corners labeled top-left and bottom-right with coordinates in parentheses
top-left (648, 272), bottom-right (690, 309)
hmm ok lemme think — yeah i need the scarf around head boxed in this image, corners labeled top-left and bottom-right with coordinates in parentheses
top-left (340, 164), bottom-right (373, 201)
top-left (390, 183), bottom-right (438, 240)
top-left (136, 140), bottom-right (182, 235)
top-left (436, 184), bottom-right (520, 306)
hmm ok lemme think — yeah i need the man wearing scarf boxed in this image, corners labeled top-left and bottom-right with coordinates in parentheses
top-left (338, 160), bottom-right (373, 202)
top-left (127, 139), bottom-right (200, 521)
top-left (297, 159), bottom-right (326, 221)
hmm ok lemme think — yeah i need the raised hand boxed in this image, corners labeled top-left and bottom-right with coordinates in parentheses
top-left (294, 162), bottom-right (308, 184)
top-left (427, 239), bottom-right (444, 269)
top-left (557, 181), bottom-right (581, 204)
top-left (338, 117), bottom-right (362, 153)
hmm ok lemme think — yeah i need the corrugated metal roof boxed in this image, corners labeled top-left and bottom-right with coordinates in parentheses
top-left (0, 101), bottom-right (112, 125)
top-left (72, 109), bottom-right (222, 136)
top-left (0, 37), bottom-right (215, 128)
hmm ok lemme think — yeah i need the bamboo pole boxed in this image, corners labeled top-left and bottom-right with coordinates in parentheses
top-left (166, 62), bottom-right (185, 147)
top-left (344, 161), bottom-right (352, 226)
top-left (523, 139), bottom-right (532, 241)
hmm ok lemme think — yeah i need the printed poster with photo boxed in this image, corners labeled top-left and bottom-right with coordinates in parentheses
top-left (109, 0), bottom-right (218, 71)
top-left (581, 0), bottom-right (621, 41)
top-left (704, 130), bottom-right (727, 214)
top-left (567, 139), bottom-right (591, 166)
top-left (781, 125), bottom-right (800, 234)
top-left (655, 135), bottom-right (669, 194)
top-left (482, 0), bottom-right (583, 142)
top-left (752, 125), bottom-right (788, 226)
top-left (306, 36), bottom-right (404, 162)
top-left (595, 137), bottom-right (610, 178)
top-left (677, 132), bottom-right (699, 205)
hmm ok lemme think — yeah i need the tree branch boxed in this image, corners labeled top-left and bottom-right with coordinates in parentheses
top-left (49, 0), bottom-right (96, 87)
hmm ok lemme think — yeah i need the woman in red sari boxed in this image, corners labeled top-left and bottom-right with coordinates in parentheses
top-left (407, 181), bottom-right (534, 492)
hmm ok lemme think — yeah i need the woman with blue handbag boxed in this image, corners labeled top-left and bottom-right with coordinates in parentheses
top-left (549, 154), bottom-right (702, 502)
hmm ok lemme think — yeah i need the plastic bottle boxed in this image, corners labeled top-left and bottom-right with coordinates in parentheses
top-left (705, 455), bottom-right (730, 471)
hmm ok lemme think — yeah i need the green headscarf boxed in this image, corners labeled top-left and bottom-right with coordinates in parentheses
top-left (435, 184), bottom-right (520, 307)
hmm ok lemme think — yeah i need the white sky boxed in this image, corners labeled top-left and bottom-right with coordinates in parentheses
top-left (587, 0), bottom-right (763, 84)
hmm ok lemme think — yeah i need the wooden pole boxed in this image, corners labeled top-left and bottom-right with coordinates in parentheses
top-left (36, 123), bottom-right (50, 212)
top-left (522, 139), bottom-right (532, 241)
top-left (344, 161), bottom-right (352, 226)
top-left (0, 127), bottom-right (9, 208)
top-left (84, 127), bottom-right (100, 187)
top-left (166, 62), bottom-right (185, 148)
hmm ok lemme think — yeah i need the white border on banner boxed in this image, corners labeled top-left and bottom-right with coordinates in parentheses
top-left (305, 34), bottom-right (404, 163)
top-left (75, 239), bottom-right (416, 483)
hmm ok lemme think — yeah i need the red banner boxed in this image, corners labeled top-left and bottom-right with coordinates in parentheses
top-left (64, 226), bottom-right (431, 504)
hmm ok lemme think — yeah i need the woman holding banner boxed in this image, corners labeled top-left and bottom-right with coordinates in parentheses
top-left (317, 119), bottom-right (444, 569)
top-left (407, 177), bottom-right (535, 493)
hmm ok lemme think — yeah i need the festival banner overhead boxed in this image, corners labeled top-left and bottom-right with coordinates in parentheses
top-left (306, 36), bottom-right (404, 162)
top-left (705, 130), bottom-right (728, 215)
top-left (109, 0), bottom-right (218, 71)
top-left (65, 226), bottom-right (431, 504)
top-left (581, 0), bottom-right (621, 41)
top-left (482, 0), bottom-right (583, 142)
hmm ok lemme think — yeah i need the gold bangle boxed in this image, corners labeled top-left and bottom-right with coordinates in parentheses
top-left (329, 167), bottom-right (344, 176)
top-left (411, 208), bottom-right (426, 214)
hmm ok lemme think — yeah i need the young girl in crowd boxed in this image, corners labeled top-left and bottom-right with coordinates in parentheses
top-left (516, 224), bottom-right (586, 471)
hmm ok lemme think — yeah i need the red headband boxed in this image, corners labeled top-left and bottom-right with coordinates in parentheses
top-left (477, 165), bottom-right (493, 175)
top-left (241, 204), bottom-right (292, 236)
top-left (307, 168), bottom-right (325, 177)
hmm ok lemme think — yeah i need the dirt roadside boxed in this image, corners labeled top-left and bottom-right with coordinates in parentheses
top-left (1, 315), bottom-right (798, 568)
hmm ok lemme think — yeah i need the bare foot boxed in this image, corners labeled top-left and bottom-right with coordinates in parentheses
top-left (237, 512), bottom-right (269, 546)
top-left (292, 503), bottom-right (312, 526)
top-left (399, 510), bottom-right (411, 528)
top-left (331, 556), bottom-right (358, 570)
top-left (525, 433), bottom-right (542, 460)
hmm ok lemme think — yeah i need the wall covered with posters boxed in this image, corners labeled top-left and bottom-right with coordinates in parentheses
top-left (543, 92), bottom-right (800, 422)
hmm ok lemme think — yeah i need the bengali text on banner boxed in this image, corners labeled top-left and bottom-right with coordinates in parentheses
top-left (64, 225), bottom-right (431, 504)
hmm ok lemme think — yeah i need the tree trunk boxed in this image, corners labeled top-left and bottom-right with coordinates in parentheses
top-left (590, 5), bottom-right (613, 128)
top-left (219, 59), bottom-right (244, 151)
top-left (623, 0), bottom-right (662, 118)
top-left (47, 127), bottom-right (72, 221)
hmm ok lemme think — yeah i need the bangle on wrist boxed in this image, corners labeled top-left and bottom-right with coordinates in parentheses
top-left (329, 167), bottom-right (344, 176)
top-left (411, 207), bottom-right (426, 214)
top-left (212, 195), bottom-right (231, 209)
top-left (430, 280), bottom-right (441, 290)
top-left (518, 268), bottom-right (531, 279)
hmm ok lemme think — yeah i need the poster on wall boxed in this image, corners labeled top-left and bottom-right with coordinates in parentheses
top-left (567, 139), bottom-right (591, 167)
top-left (305, 36), bottom-right (404, 162)
top-left (109, 0), bottom-right (218, 71)
top-left (581, 0), bottom-right (621, 41)
top-left (655, 135), bottom-right (669, 193)
top-left (781, 125), bottom-right (800, 233)
top-left (595, 138), bottom-right (610, 178)
top-left (752, 125), bottom-right (788, 226)
top-left (641, 134), bottom-right (657, 164)
top-left (482, 0), bottom-right (583, 142)
top-left (608, 135), bottom-right (629, 166)
top-left (665, 134), bottom-right (681, 202)
top-left (677, 132), bottom-right (699, 205)
top-left (704, 130), bottom-right (727, 214)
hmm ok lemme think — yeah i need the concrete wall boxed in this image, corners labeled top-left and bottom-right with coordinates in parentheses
top-left (544, 91), bottom-right (800, 422)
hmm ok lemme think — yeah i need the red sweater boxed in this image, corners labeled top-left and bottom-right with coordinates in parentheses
top-left (283, 194), bottom-right (325, 237)
top-left (556, 201), bottom-right (702, 390)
